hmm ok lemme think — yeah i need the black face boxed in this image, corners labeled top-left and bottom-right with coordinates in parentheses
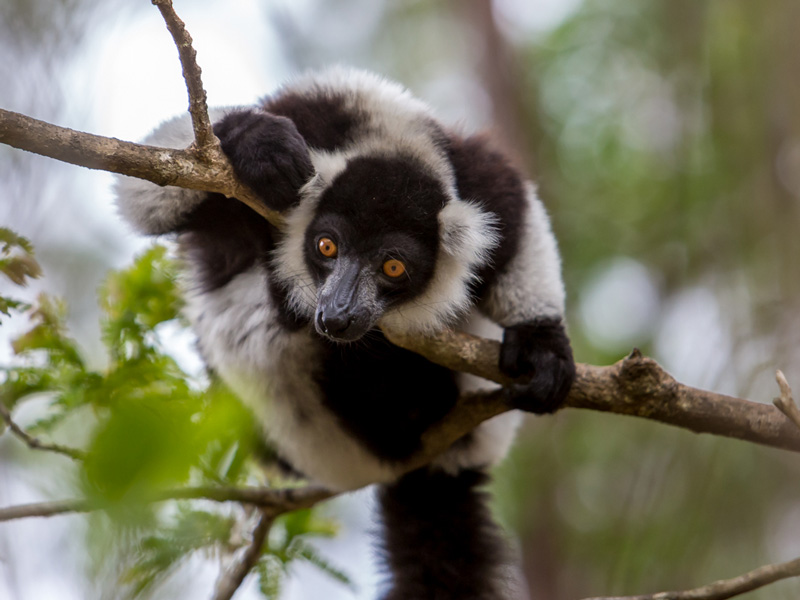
top-left (304, 156), bottom-right (446, 341)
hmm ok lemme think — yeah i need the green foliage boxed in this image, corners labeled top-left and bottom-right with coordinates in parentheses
top-left (0, 240), bottom-right (345, 598)
top-left (121, 506), bottom-right (237, 596)
top-left (0, 227), bottom-right (40, 323)
top-left (256, 509), bottom-right (353, 597)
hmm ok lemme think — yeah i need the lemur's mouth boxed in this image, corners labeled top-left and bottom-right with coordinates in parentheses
top-left (314, 308), bottom-right (372, 342)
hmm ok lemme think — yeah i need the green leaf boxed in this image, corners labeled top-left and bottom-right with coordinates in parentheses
top-left (83, 394), bottom-right (202, 502)
top-left (0, 227), bottom-right (41, 287)
top-left (100, 244), bottom-right (182, 363)
top-left (122, 506), bottom-right (236, 596)
top-left (256, 556), bottom-right (284, 600)
top-left (288, 539), bottom-right (353, 588)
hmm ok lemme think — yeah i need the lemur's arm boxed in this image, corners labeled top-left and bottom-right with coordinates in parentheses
top-left (114, 108), bottom-right (313, 235)
top-left (448, 134), bottom-right (576, 414)
top-left (483, 186), bottom-right (575, 414)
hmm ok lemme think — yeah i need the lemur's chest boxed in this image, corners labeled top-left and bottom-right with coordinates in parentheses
top-left (183, 266), bottom-right (407, 489)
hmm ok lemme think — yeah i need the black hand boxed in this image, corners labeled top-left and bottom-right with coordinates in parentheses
top-left (213, 110), bottom-right (314, 212)
top-left (499, 318), bottom-right (576, 414)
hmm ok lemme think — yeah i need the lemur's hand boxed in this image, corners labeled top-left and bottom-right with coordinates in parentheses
top-left (499, 318), bottom-right (576, 414)
top-left (214, 110), bottom-right (314, 212)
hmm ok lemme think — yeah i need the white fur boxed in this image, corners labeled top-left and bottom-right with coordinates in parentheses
top-left (282, 66), bottom-right (457, 192)
top-left (114, 107), bottom-right (239, 235)
top-left (271, 179), bottom-right (321, 320)
top-left (379, 199), bottom-right (499, 335)
top-left (184, 265), bottom-right (401, 491)
top-left (482, 183), bottom-right (566, 325)
top-left (433, 311), bottom-right (522, 475)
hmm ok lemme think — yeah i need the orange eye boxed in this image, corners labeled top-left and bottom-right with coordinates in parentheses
top-left (318, 237), bottom-right (338, 258)
top-left (383, 259), bottom-right (406, 278)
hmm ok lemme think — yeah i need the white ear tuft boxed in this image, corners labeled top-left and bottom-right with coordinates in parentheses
top-left (439, 199), bottom-right (500, 269)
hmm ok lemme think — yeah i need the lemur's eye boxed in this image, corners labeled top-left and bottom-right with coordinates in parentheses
top-left (383, 259), bottom-right (406, 278)
top-left (318, 237), bottom-right (338, 258)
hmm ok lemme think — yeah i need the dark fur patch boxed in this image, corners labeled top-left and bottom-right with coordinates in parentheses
top-left (303, 155), bottom-right (446, 305)
top-left (263, 91), bottom-right (360, 152)
top-left (214, 110), bottom-right (314, 212)
top-left (177, 194), bottom-right (305, 329)
top-left (378, 468), bottom-right (510, 600)
top-left (315, 331), bottom-right (458, 460)
top-left (500, 317), bottom-right (576, 414)
top-left (445, 133), bottom-right (528, 296)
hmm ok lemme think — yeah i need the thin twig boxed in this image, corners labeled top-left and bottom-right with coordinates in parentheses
top-left (773, 370), bottom-right (800, 430)
top-left (212, 509), bottom-right (275, 600)
top-left (0, 402), bottom-right (85, 460)
top-left (0, 498), bottom-right (95, 522)
top-left (152, 0), bottom-right (217, 156)
top-left (0, 484), bottom-right (333, 523)
top-left (582, 555), bottom-right (800, 600)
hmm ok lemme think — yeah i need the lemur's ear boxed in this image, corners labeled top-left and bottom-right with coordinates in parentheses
top-left (438, 199), bottom-right (499, 269)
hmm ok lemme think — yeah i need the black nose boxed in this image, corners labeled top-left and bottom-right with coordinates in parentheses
top-left (317, 310), bottom-right (352, 336)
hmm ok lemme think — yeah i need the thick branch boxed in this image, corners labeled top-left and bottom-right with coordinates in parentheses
top-left (583, 555), bottom-right (800, 600)
top-left (384, 330), bottom-right (800, 454)
top-left (0, 108), bottom-right (283, 226)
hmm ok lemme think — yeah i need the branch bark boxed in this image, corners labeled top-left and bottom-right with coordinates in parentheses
top-left (582, 555), bottom-right (800, 600)
top-left (6, 103), bottom-right (797, 454)
top-left (0, 109), bottom-right (283, 226)
top-left (384, 330), bottom-right (800, 454)
top-left (0, 401), bottom-right (85, 460)
top-left (0, 485), bottom-right (332, 523)
top-left (212, 509), bottom-right (275, 600)
top-left (153, 0), bottom-right (216, 156)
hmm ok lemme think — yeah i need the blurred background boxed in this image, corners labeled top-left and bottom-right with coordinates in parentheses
top-left (2, 0), bottom-right (800, 598)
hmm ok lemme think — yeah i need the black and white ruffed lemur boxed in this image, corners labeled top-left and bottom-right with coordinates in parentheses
top-left (115, 66), bottom-right (575, 600)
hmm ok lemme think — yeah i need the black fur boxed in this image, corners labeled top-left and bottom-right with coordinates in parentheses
top-left (379, 468), bottom-right (510, 600)
top-left (263, 91), bottom-right (358, 151)
top-left (500, 317), bottom-right (576, 414)
top-left (213, 110), bottom-right (314, 211)
top-left (304, 156), bottom-right (444, 305)
top-left (179, 193), bottom-right (275, 291)
top-left (445, 133), bottom-right (527, 296)
top-left (317, 331), bottom-right (459, 460)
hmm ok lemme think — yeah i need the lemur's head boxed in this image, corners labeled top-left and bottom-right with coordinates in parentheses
top-left (274, 147), bottom-right (498, 342)
top-left (271, 67), bottom-right (498, 341)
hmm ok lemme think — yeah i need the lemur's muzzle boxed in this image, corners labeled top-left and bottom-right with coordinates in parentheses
top-left (315, 258), bottom-right (379, 342)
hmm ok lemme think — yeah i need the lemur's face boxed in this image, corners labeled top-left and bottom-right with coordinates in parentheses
top-left (304, 156), bottom-right (445, 342)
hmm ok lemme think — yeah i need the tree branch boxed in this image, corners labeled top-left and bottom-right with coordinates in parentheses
top-left (212, 509), bottom-right (274, 600)
top-left (0, 484), bottom-right (332, 524)
top-left (582, 555), bottom-right (800, 600)
top-left (0, 401), bottom-right (85, 460)
top-left (152, 0), bottom-right (216, 156)
top-left (0, 109), bottom-right (283, 227)
top-left (384, 331), bottom-right (800, 454)
top-left (773, 369), bottom-right (800, 430)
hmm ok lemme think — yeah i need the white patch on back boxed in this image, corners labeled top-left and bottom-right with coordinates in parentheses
top-left (113, 107), bottom-right (240, 235)
top-left (482, 183), bottom-right (566, 325)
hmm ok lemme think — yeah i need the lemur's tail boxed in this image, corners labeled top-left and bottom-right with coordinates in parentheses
top-left (378, 467), bottom-right (519, 600)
